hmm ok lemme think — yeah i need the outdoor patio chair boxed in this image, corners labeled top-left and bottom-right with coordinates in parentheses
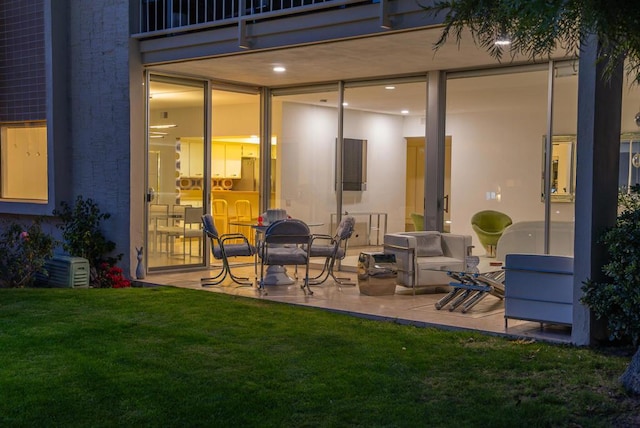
top-left (258, 219), bottom-right (312, 295)
top-left (201, 213), bottom-right (257, 287)
top-left (306, 215), bottom-right (356, 286)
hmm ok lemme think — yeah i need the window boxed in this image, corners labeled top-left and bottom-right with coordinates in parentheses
top-left (0, 122), bottom-right (47, 201)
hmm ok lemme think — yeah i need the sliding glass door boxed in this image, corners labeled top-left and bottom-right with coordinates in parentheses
top-left (270, 84), bottom-right (340, 237)
top-left (147, 75), bottom-right (206, 270)
top-left (342, 79), bottom-right (427, 246)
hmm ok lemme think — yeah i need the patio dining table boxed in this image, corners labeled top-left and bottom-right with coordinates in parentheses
top-left (229, 219), bottom-right (323, 286)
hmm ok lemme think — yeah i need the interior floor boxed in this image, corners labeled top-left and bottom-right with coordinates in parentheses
top-left (140, 243), bottom-right (573, 344)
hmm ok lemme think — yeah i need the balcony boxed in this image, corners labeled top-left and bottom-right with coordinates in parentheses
top-left (136, 0), bottom-right (379, 36)
top-left (134, 0), bottom-right (439, 67)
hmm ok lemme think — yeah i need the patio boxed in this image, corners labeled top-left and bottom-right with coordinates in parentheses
top-left (140, 251), bottom-right (573, 344)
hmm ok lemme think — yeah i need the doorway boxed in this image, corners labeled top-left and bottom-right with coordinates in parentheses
top-left (405, 136), bottom-right (451, 232)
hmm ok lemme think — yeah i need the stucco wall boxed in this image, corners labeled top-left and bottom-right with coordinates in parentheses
top-left (67, 0), bottom-right (132, 272)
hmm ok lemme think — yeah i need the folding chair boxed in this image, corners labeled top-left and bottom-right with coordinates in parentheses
top-left (201, 214), bottom-right (256, 287)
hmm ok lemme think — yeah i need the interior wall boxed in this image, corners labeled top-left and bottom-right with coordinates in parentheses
top-left (279, 102), bottom-right (337, 232)
top-left (343, 109), bottom-right (407, 234)
top-left (278, 102), bottom-right (407, 235)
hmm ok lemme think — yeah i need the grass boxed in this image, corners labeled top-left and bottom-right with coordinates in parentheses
top-left (0, 286), bottom-right (638, 427)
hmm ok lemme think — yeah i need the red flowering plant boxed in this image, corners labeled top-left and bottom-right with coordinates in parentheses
top-left (94, 262), bottom-right (131, 288)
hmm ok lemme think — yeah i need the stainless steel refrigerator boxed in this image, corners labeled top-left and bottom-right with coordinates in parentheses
top-left (234, 157), bottom-right (258, 191)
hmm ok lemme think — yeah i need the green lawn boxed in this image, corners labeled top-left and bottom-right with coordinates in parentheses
top-left (0, 287), bottom-right (637, 427)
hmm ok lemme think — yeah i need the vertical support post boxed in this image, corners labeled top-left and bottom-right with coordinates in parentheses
top-left (543, 61), bottom-right (555, 254)
top-left (259, 87), bottom-right (272, 214)
top-left (572, 35), bottom-right (623, 345)
top-left (336, 81), bottom-right (345, 224)
top-left (425, 71), bottom-right (446, 231)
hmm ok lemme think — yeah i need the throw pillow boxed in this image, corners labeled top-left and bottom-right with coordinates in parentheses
top-left (415, 232), bottom-right (443, 257)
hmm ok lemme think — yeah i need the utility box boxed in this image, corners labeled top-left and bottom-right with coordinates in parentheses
top-left (357, 252), bottom-right (397, 296)
top-left (38, 256), bottom-right (90, 288)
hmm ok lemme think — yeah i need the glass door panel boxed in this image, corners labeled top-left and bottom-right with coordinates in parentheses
top-left (270, 86), bottom-right (339, 237)
top-left (446, 69), bottom-right (548, 258)
top-left (147, 76), bottom-right (206, 269)
top-left (210, 89), bottom-right (260, 240)
top-left (548, 61), bottom-right (578, 256)
top-left (342, 80), bottom-right (427, 248)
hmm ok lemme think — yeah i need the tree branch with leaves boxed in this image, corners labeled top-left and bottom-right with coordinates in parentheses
top-left (421, 0), bottom-right (640, 82)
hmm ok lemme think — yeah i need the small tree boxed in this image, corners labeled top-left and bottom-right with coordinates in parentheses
top-left (53, 196), bottom-right (124, 287)
top-left (0, 219), bottom-right (57, 288)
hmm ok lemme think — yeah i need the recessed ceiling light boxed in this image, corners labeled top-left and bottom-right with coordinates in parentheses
top-left (401, 110), bottom-right (409, 114)
top-left (494, 37), bottom-right (511, 46)
top-left (149, 124), bottom-right (177, 129)
top-left (273, 66), bottom-right (286, 72)
top-left (385, 86), bottom-right (396, 90)
top-left (342, 102), bottom-right (349, 107)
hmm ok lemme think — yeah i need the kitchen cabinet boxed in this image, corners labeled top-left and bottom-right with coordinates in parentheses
top-left (212, 143), bottom-right (225, 178)
top-left (189, 141), bottom-right (203, 177)
top-left (212, 142), bottom-right (242, 178)
top-left (225, 144), bottom-right (242, 178)
top-left (242, 144), bottom-right (259, 158)
top-left (179, 139), bottom-right (203, 177)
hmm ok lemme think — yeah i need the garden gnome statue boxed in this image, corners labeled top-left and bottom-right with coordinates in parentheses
top-left (135, 247), bottom-right (146, 279)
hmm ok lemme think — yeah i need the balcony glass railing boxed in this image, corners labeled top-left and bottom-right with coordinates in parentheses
top-left (138, 0), bottom-right (374, 35)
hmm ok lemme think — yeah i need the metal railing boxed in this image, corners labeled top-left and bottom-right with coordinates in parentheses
top-left (137, 0), bottom-right (374, 36)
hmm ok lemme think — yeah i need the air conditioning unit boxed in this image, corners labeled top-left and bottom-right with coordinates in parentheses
top-left (38, 256), bottom-right (90, 288)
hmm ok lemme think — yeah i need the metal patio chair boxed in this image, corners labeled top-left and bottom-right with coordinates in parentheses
top-left (201, 213), bottom-right (256, 287)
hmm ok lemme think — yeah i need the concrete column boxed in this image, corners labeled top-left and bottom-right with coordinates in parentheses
top-left (572, 35), bottom-right (623, 345)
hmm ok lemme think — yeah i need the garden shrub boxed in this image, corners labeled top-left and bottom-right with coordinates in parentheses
top-left (53, 196), bottom-right (127, 288)
top-left (581, 185), bottom-right (640, 347)
top-left (0, 218), bottom-right (57, 288)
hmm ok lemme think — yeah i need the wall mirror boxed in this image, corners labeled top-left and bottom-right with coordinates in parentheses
top-left (541, 135), bottom-right (576, 202)
top-left (620, 132), bottom-right (640, 192)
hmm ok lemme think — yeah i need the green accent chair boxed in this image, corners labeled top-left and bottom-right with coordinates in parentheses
top-left (470, 210), bottom-right (513, 257)
top-left (410, 213), bottom-right (424, 231)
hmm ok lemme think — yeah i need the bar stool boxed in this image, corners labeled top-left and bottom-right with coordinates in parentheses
top-left (212, 199), bottom-right (229, 235)
top-left (233, 200), bottom-right (254, 244)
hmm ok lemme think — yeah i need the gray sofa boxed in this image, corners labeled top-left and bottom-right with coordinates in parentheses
top-left (383, 231), bottom-right (472, 289)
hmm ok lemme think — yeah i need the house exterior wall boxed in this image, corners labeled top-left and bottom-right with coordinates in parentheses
top-left (66, 0), bottom-right (133, 272)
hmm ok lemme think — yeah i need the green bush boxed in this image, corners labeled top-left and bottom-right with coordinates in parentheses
top-left (0, 219), bottom-right (57, 288)
top-left (582, 186), bottom-right (640, 347)
top-left (53, 196), bottom-right (123, 287)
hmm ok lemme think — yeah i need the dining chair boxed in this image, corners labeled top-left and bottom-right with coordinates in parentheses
top-left (157, 206), bottom-right (203, 257)
top-left (259, 219), bottom-right (312, 295)
top-left (306, 215), bottom-right (356, 287)
top-left (181, 206), bottom-right (204, 256)
top-left (212, 199), bottom-right (229, 234)
top-left (149, 203), bottom-right (169, 253)
top-left (201, 213), bottom-right (257, 287)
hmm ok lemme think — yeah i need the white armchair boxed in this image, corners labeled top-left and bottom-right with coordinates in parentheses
top-left (384, 231), bottom-right (472, 289)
